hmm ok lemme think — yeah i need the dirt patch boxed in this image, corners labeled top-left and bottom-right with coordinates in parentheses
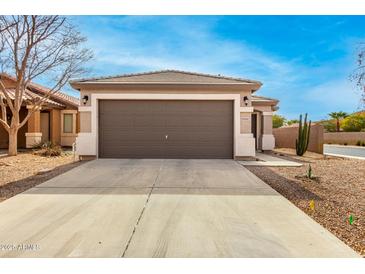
top-left (246, 148), bottom-right (365, 257)
top-left (0, 151), bottom-right (83, 202)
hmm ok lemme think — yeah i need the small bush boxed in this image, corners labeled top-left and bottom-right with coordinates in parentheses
top-left (307, 164), bottom-right (313, 179)
top-left (356, 140), bottom-right (362, 146)
top-left (344, 142), bottom-right (348, 146)
top-left (273, 114), bottom-right (286, 128)
top-left (340, 113), bottom-right (365, 132)
top-left (33, 141), bottom-right (62, 157)
top-left (362, 142), bottom-right (365, 147)
top-left (319, 120), bottom-right (337, 132)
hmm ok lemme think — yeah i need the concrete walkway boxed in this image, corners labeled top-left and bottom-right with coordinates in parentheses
top-left (0, 159), bottom-right (358, 258)
top-left (240, 152), bottom-right (302, 167)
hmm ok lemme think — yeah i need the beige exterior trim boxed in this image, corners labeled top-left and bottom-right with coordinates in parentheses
top-left (76, 93), bottom-right (256, 157)
top-left (262, 134), bottom-right (275, 150)
top-left (26, 105), bottom-right (42, 110)
top-left (78, 106), bottom-right (92, 112)
top-left (240, 107), bottom-right (254, 113)
top-left (25, 132), bottom-right (42, 148)
top-left (75, 81), bottom-right (256, 85)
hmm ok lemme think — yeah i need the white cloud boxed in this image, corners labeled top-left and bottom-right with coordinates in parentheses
top-left (70, 16), bottom-right (363, 120)
top-left (305, 79), bottom-right (361, 110)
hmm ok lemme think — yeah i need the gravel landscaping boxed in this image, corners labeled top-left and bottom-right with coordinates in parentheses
top-left (0, 151), bottom-right (83, 202)
top-left (246, 148), bottom-right (365, 257)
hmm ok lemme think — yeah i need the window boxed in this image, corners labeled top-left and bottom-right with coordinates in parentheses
top-left (63, 113), bottom-right (73, 133)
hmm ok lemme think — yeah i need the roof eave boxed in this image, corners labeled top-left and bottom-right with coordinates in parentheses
top-left (252, 100), bottom-right (279, 106)
top-left (70, 81), bottom-right (262, 90)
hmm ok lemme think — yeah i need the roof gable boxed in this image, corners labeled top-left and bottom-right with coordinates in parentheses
top-left (72, 70), bottom-right (262, 86)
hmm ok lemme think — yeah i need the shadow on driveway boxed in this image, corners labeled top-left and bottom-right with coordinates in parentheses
top-left (0, 161), bottom-right (85, 202)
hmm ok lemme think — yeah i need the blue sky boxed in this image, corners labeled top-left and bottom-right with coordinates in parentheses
top-left (67, 16), bottom-right (365, 121)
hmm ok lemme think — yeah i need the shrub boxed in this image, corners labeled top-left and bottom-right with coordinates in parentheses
top-left (273, 114), bottom-right (286, 128)
top-left (33, 141), bottom-right (62, 157)
top-left (344, 142), bottom-right (348, 146)
top-left (319, 120), bottom-right (337, 132)
top-left (356, 140), bottom-right (362, 146)
top-left (287, 119), bottom-right (299, 126)
top-left (340, 113), bottom-right (365, 132)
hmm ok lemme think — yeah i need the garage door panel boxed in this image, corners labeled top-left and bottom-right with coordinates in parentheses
top-left (99, 100), bottom-right (233, 159)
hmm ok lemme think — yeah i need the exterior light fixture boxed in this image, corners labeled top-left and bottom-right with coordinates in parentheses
top-left (243, 96), bottom-right (249, 106)
top-left (82, 95), bottom-right (89, 105)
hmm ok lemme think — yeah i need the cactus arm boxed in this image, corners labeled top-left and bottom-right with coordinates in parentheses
top-left (305, 120), bottom-right (311, 151)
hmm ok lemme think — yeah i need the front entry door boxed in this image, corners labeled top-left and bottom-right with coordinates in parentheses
top-left (251, 113), bottom-right (257, 150)
top-left (40, 112), bottom-right (50, 143)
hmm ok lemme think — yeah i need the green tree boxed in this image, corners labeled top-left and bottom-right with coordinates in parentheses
top-left (319, 120), bottom-right (337, 132)
top-left (328, 111), bottom-right (348, 132)
top-left (340, 113), bottom-right (365, 132)
top-left (272, 114), bottom-right (286, 128)
top-left (287, 119), bottom-right (299, 126)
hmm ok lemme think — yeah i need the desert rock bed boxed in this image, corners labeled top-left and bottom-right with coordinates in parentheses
top-left (0, 151), bottom-right (82, 202)
top-left (247, 148), bottom-right (365, 256)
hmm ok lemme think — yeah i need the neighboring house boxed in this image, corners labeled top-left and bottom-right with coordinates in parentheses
top-left (70, 70), bottom-right (278, 159)
top-left (0, 73), bottom-right (79, 149)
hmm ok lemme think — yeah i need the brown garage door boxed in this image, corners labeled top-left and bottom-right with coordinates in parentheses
top-left (98, 100), bottom-right (233, 159)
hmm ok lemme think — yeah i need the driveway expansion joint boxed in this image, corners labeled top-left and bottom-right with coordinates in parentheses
top-left (120, 161), bottom-right (163, 257)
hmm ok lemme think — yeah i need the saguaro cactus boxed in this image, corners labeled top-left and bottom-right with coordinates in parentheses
top-left (296, 113), bottom-right (311, 156)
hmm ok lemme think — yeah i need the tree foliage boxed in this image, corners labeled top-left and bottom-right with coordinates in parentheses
top-left (328, 111), bottom-right (348, 132)
top-left (340, 113), bottom-right (365, 132)
top-left (319, 120), bottom-right (337, 132)
top-left (287, 119), bottom-right (299, 126)
top-left (272, 114), bottom-right (286, 128)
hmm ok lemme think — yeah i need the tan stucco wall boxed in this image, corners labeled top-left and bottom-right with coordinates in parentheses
top-left (79, 111), bottom-right (91, 133)
top-left (324, 132), bottom-right (365, 145)
top-left (27, 110), bottom-right (41, 133)
top-left (240, 112), bottom-right (251, 134)
top-left (263, 115), bottom-right (273, 134)
top-left (273, 124), bottom-right (324, 154)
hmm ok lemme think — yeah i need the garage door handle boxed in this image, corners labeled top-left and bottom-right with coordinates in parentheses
top-left (165, 135), bottom-right (168, 140)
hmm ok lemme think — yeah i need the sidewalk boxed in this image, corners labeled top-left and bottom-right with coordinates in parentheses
top-left (240, 152), bottom-right (302, 167)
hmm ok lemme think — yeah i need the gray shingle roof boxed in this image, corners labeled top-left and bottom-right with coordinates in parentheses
top-left (71, 69), bottom-right (262, 85)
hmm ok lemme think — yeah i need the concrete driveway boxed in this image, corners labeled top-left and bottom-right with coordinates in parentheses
top-left (0, 159), bottom-right (359, 257)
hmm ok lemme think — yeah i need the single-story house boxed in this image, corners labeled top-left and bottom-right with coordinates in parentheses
top-left (0, 73), bottom-right (79, 148)
top-left (70, 70), bottom-right (278, 159)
